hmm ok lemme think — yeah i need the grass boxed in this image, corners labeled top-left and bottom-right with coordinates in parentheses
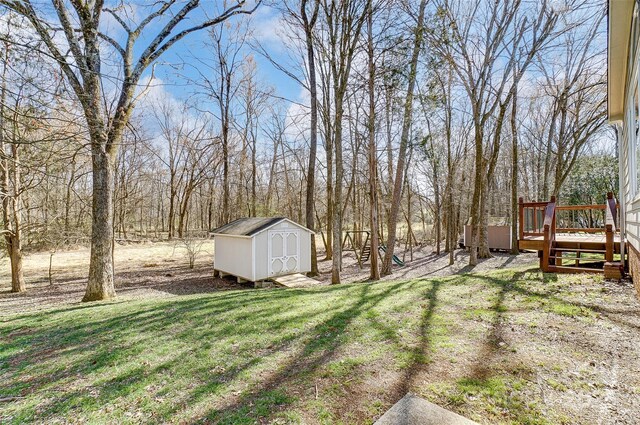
top-left (555, 252), bottom-right (622, 267)
top-left (0, 266), bottom-right (633, 424)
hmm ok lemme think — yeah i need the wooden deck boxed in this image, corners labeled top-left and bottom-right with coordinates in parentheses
top-left (520, 233), bottom-right (621, 250)
top-left (518, 193), bottom-right (624, 274)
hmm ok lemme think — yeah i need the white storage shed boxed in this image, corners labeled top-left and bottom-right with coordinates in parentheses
top-left (212, 217), bottom-right (314, 282)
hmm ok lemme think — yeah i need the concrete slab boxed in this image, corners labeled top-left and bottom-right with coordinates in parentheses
top-left (272, 273), bottom-right (322, 288)
top-left (374, 393), bottom-right (478, 425)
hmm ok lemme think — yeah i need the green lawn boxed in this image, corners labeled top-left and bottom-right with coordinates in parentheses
top-left (1, 267), bottom-right (638, 424)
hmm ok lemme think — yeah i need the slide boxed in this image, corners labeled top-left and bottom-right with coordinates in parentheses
top-left (378, 245), bottom-right (405, 267)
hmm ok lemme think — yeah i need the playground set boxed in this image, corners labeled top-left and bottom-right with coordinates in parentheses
top-left (341, 230), bottom-right (405, 269)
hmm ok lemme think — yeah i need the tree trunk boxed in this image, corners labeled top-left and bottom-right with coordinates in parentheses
top-left (84, 147), bottom-right (116, 302)
top-left (3, 153), bottom-right (25, 293)
top-left (302, 0), bottom-right (320, 276)
top-left (64, 157), bottom-right (77, 233)
top-left (478, 178), bottom-right (491, 258)
top-left (367, 2), bottom-right (380, 280)
top-left (325, 131), bottom-right (334, 260)
top-left (220, 71), bottom-right (232, 224)
top-left (251, 136), bottom-right (257, 216)
top-left (541, 105), bottom-right (558, 200)
top-left (222, 124), bottom-right (230, 223)
top-left (432, 159), bottom-right (441, 255)
top-left (265, 136), bottom-right (279, 212)
top-left (0, 45), bottom-right (25, 293)
top-left (331, 97), bottom-right (344, 284)
top-left (168, 167), bottom-right (177, 240)
top-left (510, 80), bottom-right (520, 255)
top-left (469, 122), bottom-right (483, 266)
top-left (178, 185), bottom-right (194, 238)
top-left (9, 234), bottom-right (25, 293)
top-left (381, 0), bottom-right (427, 275)
top-left (323, 0), bottom-right (369, 283)
top-left (445, 73), bottom-right (455, 266)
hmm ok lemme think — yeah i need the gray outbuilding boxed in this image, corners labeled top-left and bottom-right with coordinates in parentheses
top-left (212, 217), bottom-right (314, 282)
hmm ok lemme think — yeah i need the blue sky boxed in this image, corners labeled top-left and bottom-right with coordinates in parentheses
top-left (127, 2), bottom-right (303, 112)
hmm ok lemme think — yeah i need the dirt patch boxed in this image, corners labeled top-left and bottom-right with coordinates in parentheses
top-left (0, 241), bottom-right (252, 317)
top-left (316, 244), bottom-right (538, 283)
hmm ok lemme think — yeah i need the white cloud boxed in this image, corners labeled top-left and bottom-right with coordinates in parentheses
top-left (284, 85), bottom-right (311, 142)
top-left (251, 5), bottom-right (298, 54)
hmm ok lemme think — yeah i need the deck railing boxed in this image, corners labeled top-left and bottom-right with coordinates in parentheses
top-left (554, 204), bottom-right (606, 233)
top-left (518, 199), bottom-right (551, 238)
top-left (519, 193), bottom-right (619, 269)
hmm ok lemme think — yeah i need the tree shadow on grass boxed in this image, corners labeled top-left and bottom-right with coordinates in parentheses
top-left (449, 270), bottom-right (556, 423)
top-left (473, 269), bottom-right (640, 331)
top-left (2, 288), bottom-right (332, 381)
top-left (1, 281), bottom-right (420, 423)
top-left (395, 279), bottom-right (442, 394)
top-left (468, 277), bottom-right (509, 381)
top-left (201, 280), bottom-right (410, 424)
top-left (361, 278), bottom-right (444, 425)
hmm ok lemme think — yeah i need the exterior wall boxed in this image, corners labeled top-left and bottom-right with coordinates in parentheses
top-left (253, 220), bottom-right (312, 280)
top-left (620, 4), bottom-right (640, 284)
top-left (213, 235), bottom-right (254, 281)
top-left (463, 225), bottom-right (511, 250)
top-left (254, 231), bottom-right (268, 280)
top-left (299, 230), bottom-right (312, 272)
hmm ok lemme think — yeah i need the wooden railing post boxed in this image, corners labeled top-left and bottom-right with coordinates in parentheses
top-left (541, 196), bottom-right (556, 272)
top-left (542, 224), bottom-right (550, 272)
top-left (605, 224), bottom-right (614, 262)
top-left (607, 192), bottom-right (618, 228)
top-left (550, 196), bottom-right (556, 235)
top-left (552, 196), bottom-right (559, 266)
top-left (518, 197), bottom-right (524, 239)
top-left (605, 192), bottom-right (616, 263)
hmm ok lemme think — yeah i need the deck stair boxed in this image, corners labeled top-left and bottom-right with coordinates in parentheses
top-left (518, 193), bottom-right (625, 274)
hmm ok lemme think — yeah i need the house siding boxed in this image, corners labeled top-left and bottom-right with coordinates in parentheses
top-left (620, 4), bottom-right (640, 285)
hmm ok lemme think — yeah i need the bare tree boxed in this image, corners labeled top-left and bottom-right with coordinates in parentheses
top-left (301, 0), bottom-right (321, 276)
top-left (381, 0), bottom-right (427, 275)
top-left (319, 0), bottom-right (370, 284)
top-left (0, 0), bottom-right (260, 300)
top-left (435, 0), bottom-right (559, 265)
top-left (366, 0), bottom-right (380, 280)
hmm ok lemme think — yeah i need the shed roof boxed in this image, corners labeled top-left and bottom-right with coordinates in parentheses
top-left (212, 217), bottom-right (287, 236)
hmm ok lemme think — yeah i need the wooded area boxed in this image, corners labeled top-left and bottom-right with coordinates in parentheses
top-left (0, 0), bottom-right (613, 300)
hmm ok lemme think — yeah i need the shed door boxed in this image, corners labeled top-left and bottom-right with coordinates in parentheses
top-left (268, 230), bottom-right (299, 276)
